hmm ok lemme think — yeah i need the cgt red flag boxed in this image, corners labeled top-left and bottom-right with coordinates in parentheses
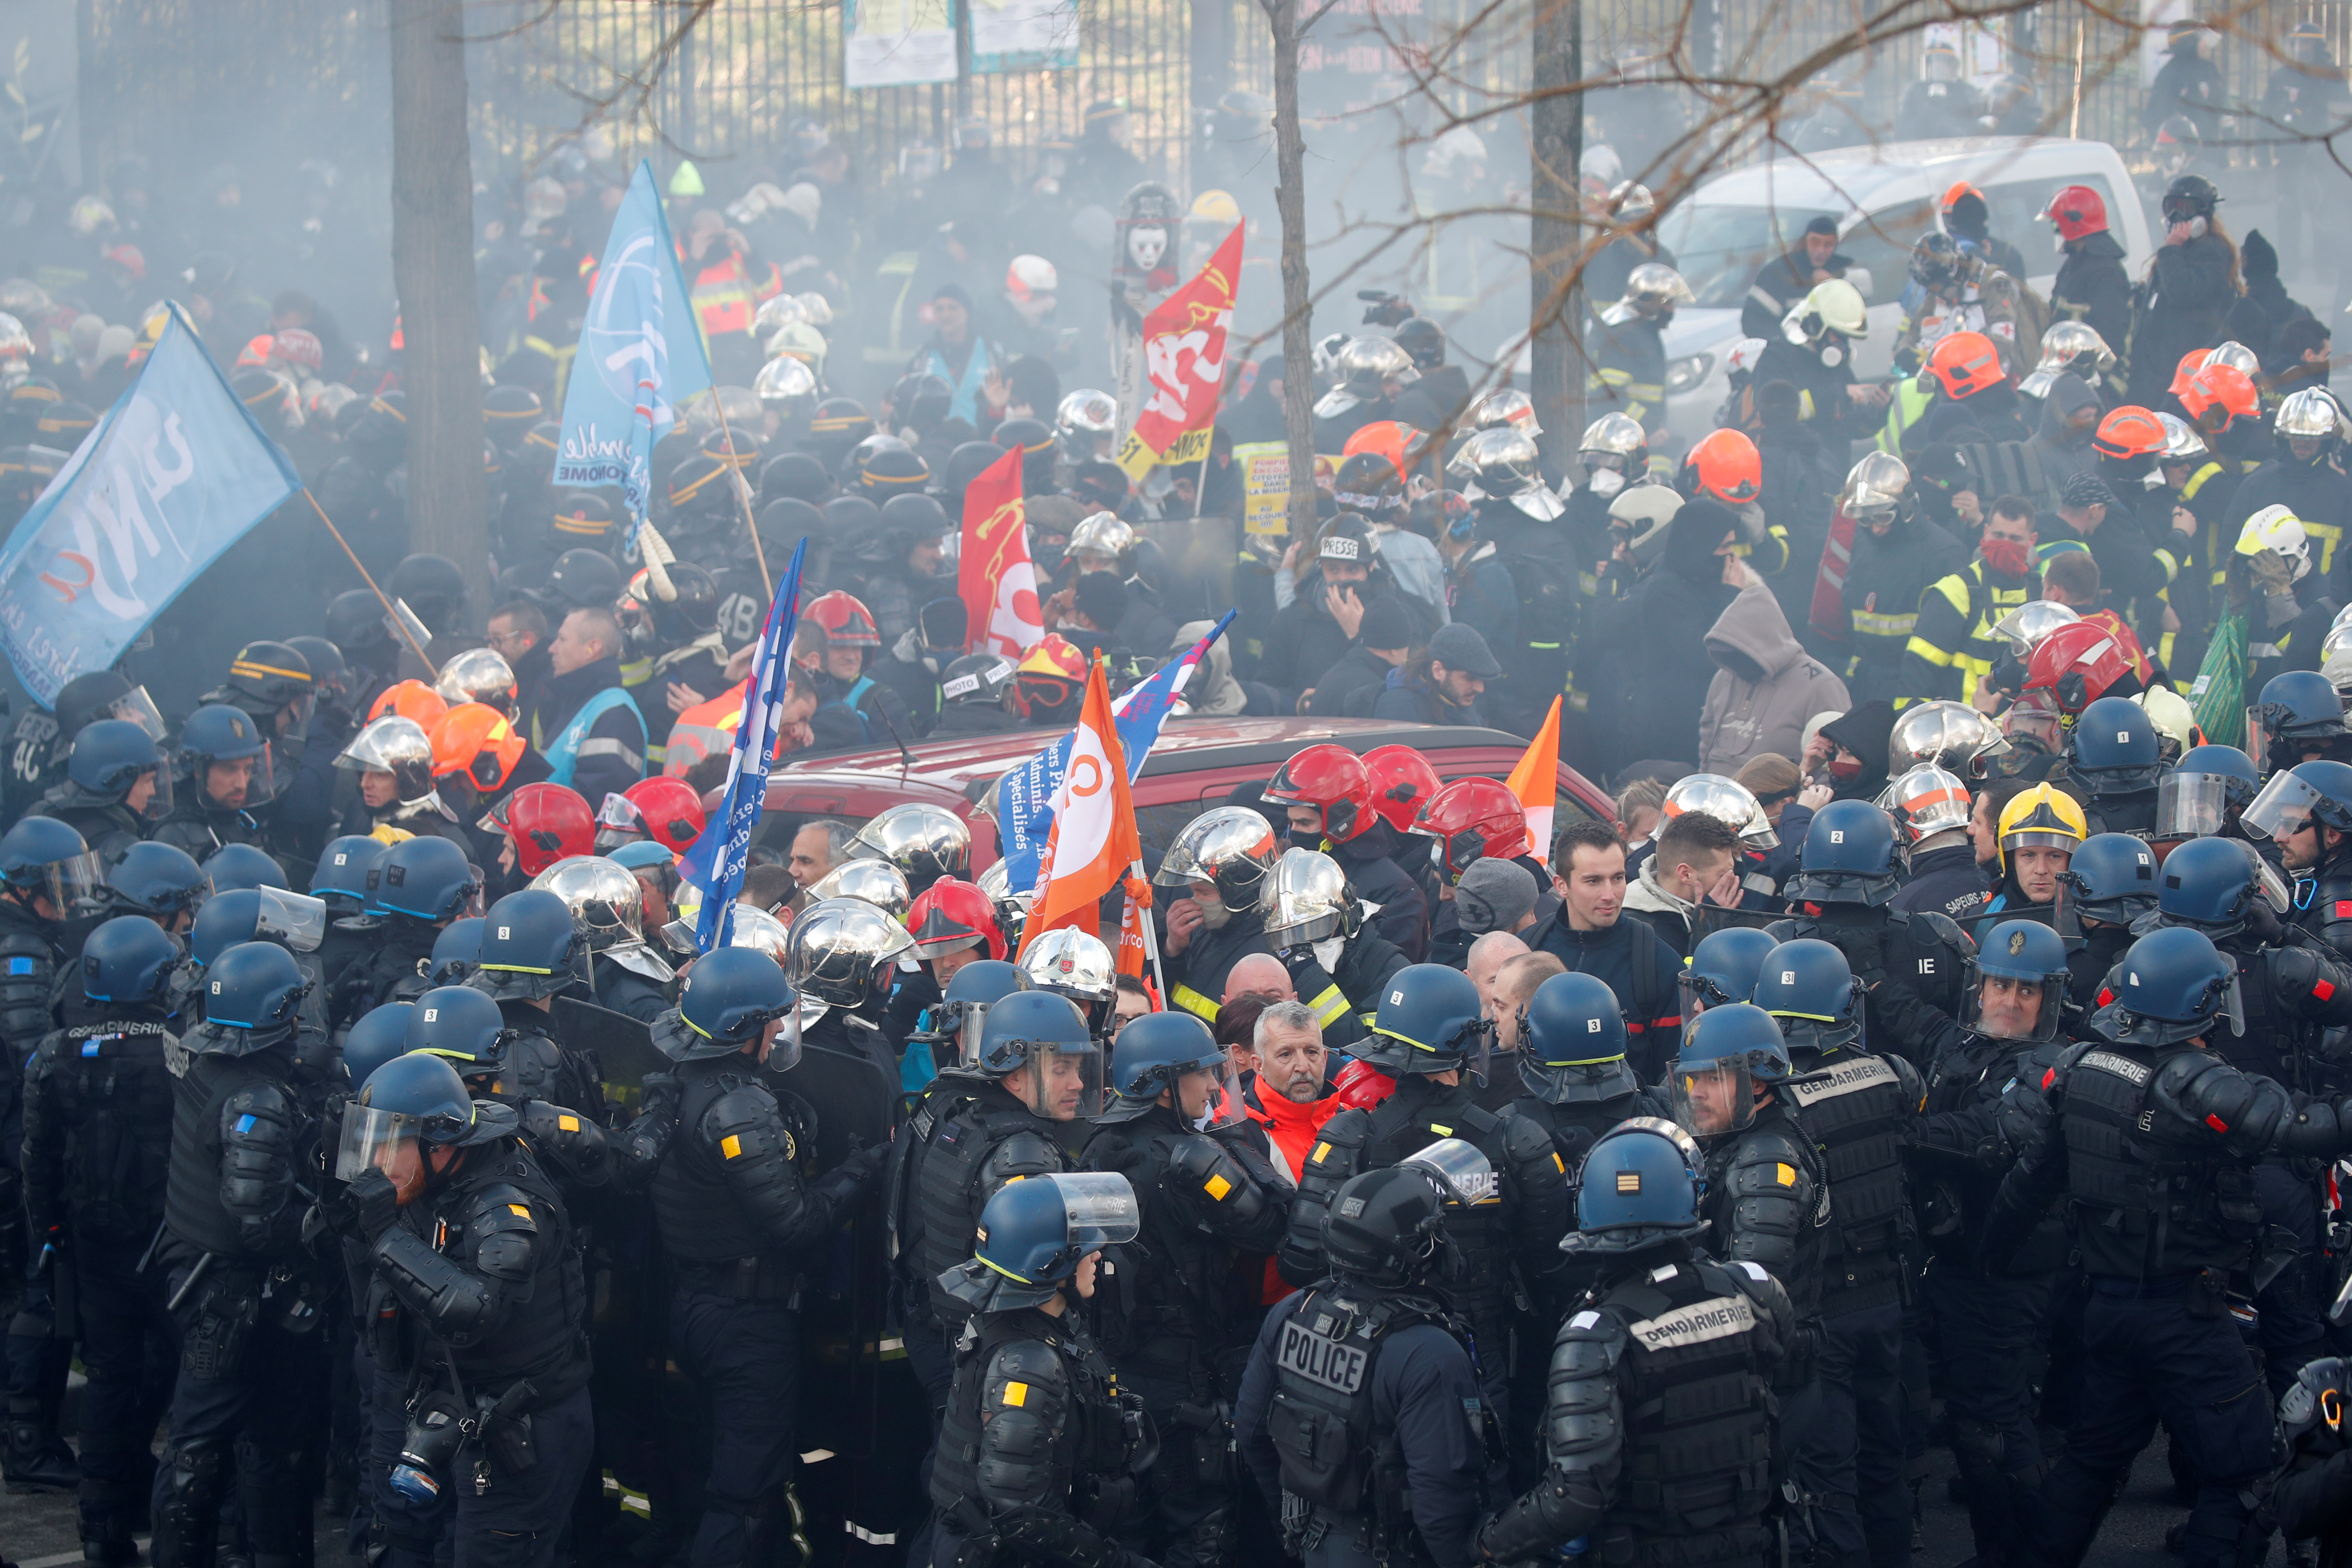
top-left (956, 443), bottom-right (1044, 658)
top-left (1115, 222), bottom-right (1243, 479)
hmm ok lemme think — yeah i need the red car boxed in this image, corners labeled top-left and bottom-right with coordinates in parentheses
top-left (747, 716), bottom-right (1617, 865)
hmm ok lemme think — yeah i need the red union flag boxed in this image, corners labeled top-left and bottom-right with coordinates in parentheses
top-left (956, 443), bottom-right (1043, 658)
top-left (1115, 222), bottom-right (1243, 479)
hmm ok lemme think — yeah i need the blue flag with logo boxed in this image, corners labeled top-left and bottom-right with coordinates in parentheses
top-left (995, 611), bottom-right (1237, 894)
top-left (551, 160), bottom-right (713, 544)
top-left (677, 537), bottom-right (808, 952)
top-left (0, 303), bottom-right (302, 708)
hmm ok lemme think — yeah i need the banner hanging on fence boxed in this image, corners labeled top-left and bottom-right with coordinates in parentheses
top-left (845, 0), bottom-right (959, 86)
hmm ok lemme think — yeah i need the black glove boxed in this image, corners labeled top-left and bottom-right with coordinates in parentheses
top-left (347, 1168), bottom-right (404, 1243)
top-left (639, 1073), bottom-right (682, 1124)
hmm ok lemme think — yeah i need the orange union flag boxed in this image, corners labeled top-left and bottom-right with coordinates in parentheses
top-left (956, 443), bottom-right (1044, 658)
top-left (1020, 659), bottom-right (1144, 951)
top-left (1115, 222), bottom-right (1244, 479)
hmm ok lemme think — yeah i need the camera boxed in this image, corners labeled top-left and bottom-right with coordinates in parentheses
top-left (389, 1391), bottom-right (468, 1504)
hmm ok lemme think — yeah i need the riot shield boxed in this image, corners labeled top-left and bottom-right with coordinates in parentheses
top-left (773, 1040), bottom-right (896, 1173)
top-left (549, 994), bottom-right (667, 1108)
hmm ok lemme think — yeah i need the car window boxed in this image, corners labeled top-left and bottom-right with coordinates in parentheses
top-left (1981, 173), bottom-right (2118, 270)
top-left (1653, 203), bottom-right (1842, 310)
top-left (1837, 197), bottom-right (1939, 298)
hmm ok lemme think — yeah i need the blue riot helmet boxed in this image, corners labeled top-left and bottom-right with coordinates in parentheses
top-left (0, 815), bottom-right (100, 912)
top-left (312, 836), bottom-right (388, 913)
top-left (1961, 920), bottom-right (2071, 1042)
top-left (2069, 696), bottom-right (2165, 796)
top-left (2055, 833), bottom-right (2157, 929)
top-left (658, 947), bottom-right (803, 1066)
top-left (1519, 971), bottom-right (1638, 1103)
top-left (186, 886), bottom-right (327, 969)
top-left (175, 704), bottom-right (276, 812)
top-left (938, 1171), bottom-right (1141, 1311)
top-left (2090, 925), bottom-right (2243, 1045)
top-left (1100, 1010), bottom-right (1246, 1127)
top-left (2152, 834), bottom-right (2291, 942)
top-left (1671, 1002), bottom-right (1789, 1139)
top-left (64, 718), bottom-right (169, 818)
top-left (337, 1051), bottom-right (521, 1194)
top-left (1570, 1117), bottom-right (1709, 1246)
top-left (203, 842), bottom-right (287, 893)
top-left (1751, 939), bottom-right (1863, 1060)
top-left (2250, 669), bottom-right (2349, 774)
top-left (374, 836), bottom-right (481, 923)
top-left (971, 989), bottom-right (1101, 1119)
top-left (105, 841), bottom-right (210, 928)
top-left (2243, 759), bottom-right (2352, 851)
top-left (80, 915), bottom-right (181, 1007)
top-left (429, 918), bottom-right (484, 986)
top-left (475, 890), bottom-right (588, 1002)
top-left (935, 958), bottom-right (1026, 1066)
top-left (1361, 963), bottom-right (1491, 1079)
top-left (405, 985), bottom-right (510, 1075)
top-left (2156, 744), bottom-right (2260, 839)
top-left (343, 1002), bottom-right (418, 1089)
top-left (1782, 800), bottom-right (1902, 906)
top-left (1680, 925), bottom-right (1779, 1024)
top-left (193, 941), bottom-right (312, 1052)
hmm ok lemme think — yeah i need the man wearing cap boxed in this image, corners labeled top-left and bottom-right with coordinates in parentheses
top-left (907, 282), bottom-right (1000, 429)
top-left (1260, 518), bottom-right (1421, 712)
top-left (1372, 623), bottom-right (1501, 726)
top-left (2039, 473), bottom-right (2168, 649)
top-left (1741, 216), bottom-right (1854, 343)
top-left (1457, 861), bottom-right (1540, 944)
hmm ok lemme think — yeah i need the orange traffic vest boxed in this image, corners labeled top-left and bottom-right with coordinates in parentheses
top-left (689, 251), bottom-right (756, 338)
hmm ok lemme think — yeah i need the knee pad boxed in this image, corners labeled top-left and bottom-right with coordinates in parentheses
top-left (165, 1437), bottom-right (231, 1504)
top-left (1950, 1417), bottom-right (2005, 1473)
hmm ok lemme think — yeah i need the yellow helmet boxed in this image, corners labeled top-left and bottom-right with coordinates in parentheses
top-left (1996, 783), bottom-right (2086, 869)
top-left (1189, 189), bottom-right (1241, 226)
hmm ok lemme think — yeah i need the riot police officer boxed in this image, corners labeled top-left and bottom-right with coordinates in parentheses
top-left (1276, 963), bottom-right (1571, 1427)
top-left (2251, 669), bottom-right (2352, 776)
top-left (2249, 759), bottom-right (2352, 960)
top-left (98, 841), bottom-right (211, 939)
top-left (1084, 1011), bottom-right (1292, 1568)
top-left (1765, 799), bottom-right (1976, 1050)
top-left (151, 941), bottom-right (332, 1568)
top-left (2066, 695), bottom-right (2167, 837)
top-left (1236, 1159), bottom-right (1492, 1568)
top-left (1754, 940), bottom-right (1925, 1568)
top-left (1474, 1120), bottom-right (1795, 1568)
top-left (2055, 834), bottom-right (2158, 1004)
top-left (1260, 848), bottom-right (1408, 1054)
top-left (1982, 926), bottom-right (2352, 1568)
top-left (465, 889), bottom-right (609, 1124)
top-left (20, 916), bottom-right (181, 1562)
top-left (1677, 926), bottom-right (1779, 1021)
top-left (326, 836), bottom-right (481, 1026)
top-left (150, 704), bottom-right (277, 860)
top-left (649, 948), bottom-right (885, 1568)
top-left (344, 1050), bottom-right (593, 1568)
top-left (1508, 970), bottom-right (1669, 1174)
top-left (407, 985), bottom-right (632, 1194)
top-left (926, 1171), bottom-right (1153, 1568)
top-left (36, 718), bottom-right (165, 864)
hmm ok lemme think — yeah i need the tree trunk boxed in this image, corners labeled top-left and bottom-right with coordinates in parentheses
top-left (1527, 0), bottom-right (1583, 472)
top-left (1266, 0), bottom-right (1319, 536)
top-left (388, 0), bottom-right (487, 626)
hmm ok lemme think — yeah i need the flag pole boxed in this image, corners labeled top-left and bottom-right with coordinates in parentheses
top-left (1130, 858), bottom-right (1170, 1007)
top-left (301, 489), bottom-right (440, 679)
top-left (707, 396), bottom-right (775, 600)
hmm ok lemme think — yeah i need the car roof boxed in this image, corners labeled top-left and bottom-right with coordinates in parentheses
top-left (1683, 136), bottom-right (2116, 223)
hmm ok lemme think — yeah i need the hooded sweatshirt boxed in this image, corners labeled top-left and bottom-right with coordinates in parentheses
top-left (1593, 496), bottom-right (1743, 775)
top-left (2026, 372), bottom-right (2103, 503)
top-left (1697, 583), bottom-right (1853, 775)
top-left (1622, 858), bottom-right (1707, 958)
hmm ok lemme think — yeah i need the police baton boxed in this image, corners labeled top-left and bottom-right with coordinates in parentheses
top-left (165, 1252), bottom-right (216, 1313)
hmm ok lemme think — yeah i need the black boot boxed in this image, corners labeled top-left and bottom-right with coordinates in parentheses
top-left (4, 1415), bottom-right (80, 1491)
top-left (150, 1437), bottom-right (229, 1568)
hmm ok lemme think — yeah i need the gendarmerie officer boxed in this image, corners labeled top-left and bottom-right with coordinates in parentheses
top-left (325, 836), bottom-right (482, 1028)
top-left (926, 1171), bottom-right (1156, 1568)
top-left (20, 916), bottom-right (182, 1563)
top-left (1507, 970), bottom-right (1670, 1178)
top-left (36, 718), bottom-right (166, 866)
top-left (151, 941), bottom-right (334, 1568)
top-left (649, 948), bottom-right (886, 1568)
top-left (466, 889), bottom-right (612, 1127)
top-left (1084, 1010), bottom-right (1292, 1568)
top-left (1981, 926), bottom-right (2352, 1568)
top-left (1237, 1158), bottom-right (1494, 1568)
top-left (343, 1051), bottom-right (592, 1568)
top-left (1475, 1119), bottom-right (1795, 1568)
top-left (2267, 760), bottom-right (2352, 961)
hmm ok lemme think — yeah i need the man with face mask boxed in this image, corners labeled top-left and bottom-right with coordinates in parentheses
top-left (1155, 806), bottom-right (1283, 1026)
top-left (1839, 453), bottom-right (1966, 706)
top-left (2026, 374), bottom-right (2106, 500)
top-left (1903, 496), bottom-right (2041, 703)
top-left (1264, 745), bottom-right (1428, 960)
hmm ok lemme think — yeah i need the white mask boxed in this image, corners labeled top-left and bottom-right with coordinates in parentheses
top-left (1127, 225), bottom-right (1168, 271)
top-left (1586, 466), bottom-right (1626, 498)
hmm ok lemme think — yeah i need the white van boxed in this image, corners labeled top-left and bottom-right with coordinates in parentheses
top-left (1649, 136), bottom-right (2154, 451)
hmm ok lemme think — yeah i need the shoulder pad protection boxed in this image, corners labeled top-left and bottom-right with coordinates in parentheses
top-left (1501, 1105), bottom-right (1566, 1168)
top-left (1911, 908), bottom-right (1976, 958)
top-left (463, 1182), bottom-right (542, 1282)
top-left (220, 1080), bottom-right (299, 1141)
top-left (704, 1080), bottom-right (790, 1142)
top-left (983, 1336), bottom-right (1075, 1419)
top-left (2153, 1051), bottom-right (2293, 1155)
top-left (2282, 1356), bottom-right (2349, 1439)
top-left (1886, 1050), bottom-right (1928, 1111)
top-left (2270, 945), bottom-right (2352, 1015)
top-left (1306, 1106), bottom-right (1372, 1168)
top-left (984, 1129), bottom-right (1066, 1186)
top-left (1550, 1308), bottom-right (1629, 1379)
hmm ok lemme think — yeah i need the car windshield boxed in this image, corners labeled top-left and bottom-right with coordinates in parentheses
top-left (1655, 204), bottom-right (1842, 308)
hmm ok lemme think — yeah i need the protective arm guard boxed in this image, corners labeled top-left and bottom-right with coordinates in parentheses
top-left (609, 1073), bottom-right (680, 1191)
top-left (1721, 1129), bottom-right (1817, 1287)
top-left (1501, 1109), bottom-right (1575, 1296)
top-left (0, 929), bottom-right (55, 1057)
top-left (19, 1038), bottom-right (64, 1240)
top-left (1868, 980), bottom-right (1965, 1068)
top-left (1163, 1131), bottom-right (1291, 1251)
top-left (521, 1100), bottom-right (613, 1188)
top-left (1475, 1311), bottom-right (1625, 1562)
top-left (1977, 1071), bottom-right (2071, 1271)
top-left (1911, 1095), bottom-right (2010, 1175)
top-left (1278, 1107), bottom-right (1369, 1286)
top-left (2272, 944), bottom-right (2352, 1026)
top-left (702, 1085), bottom-right (840, 1253)
top-left (972, 1338), bottom-right (1082, 1511)
top-left (976, 1127), bottom-right (1065, 1218)
top-left (218, 1083), bottom-right (303, 1255)
top-left (2148, 1053), bottom-right (2338, 1161)
top-left (371, 1224), bottom-right (501, 1343)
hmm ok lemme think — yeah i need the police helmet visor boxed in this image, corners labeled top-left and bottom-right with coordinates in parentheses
top-left (1677, 967), bottom-right (1746, 1027)
top-left (253, 887), bottom-right (328, 954)
top-left (17, 846), bottom-right (103, 912)
top-left (1045, 1170), bottom-right (1142, 1251)
top-left (128, 763), bottom-right (175, 823)
top-left (194, 742), bottom-right (277, 812)
top-left (334, 1101), bottom-right (463, 1190)
top-left (2254, 852), bottom-right (2296, 914)
top-left (1006, 1038), bottom-right (1104, 1121)
top-left (2242, 769), bottom-right (2322, 842)
top-left (1401, 1137), bottom-right (1498, 1207)
top-left (759, 1007), bottom-right (805, 1072)
top-left (948, 997), bottom-right (998, 1069)
top-left (591, 792), bottom-right (644, 851)
top-left (388, 597), bottom-right (435, 652)
top-left (2155, 772), bottom-right (2232, 840)
top-left (1960, 965), bottom-right (2062, 1041)
top-left (1173, 1051), bottom-right (1250, 1132)
top-left (109, 686), bottom-right (167, 742)
top-left (1672, 1057), bottom-right (1757, 1137)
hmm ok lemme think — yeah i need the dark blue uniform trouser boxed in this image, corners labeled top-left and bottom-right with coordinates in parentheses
top-left (1926, 1264), bottom-right (2055, 1568)
top-left (1785, 1298), bottom-right (1906, 1568)
top-left (2254, 1161), bottom-right (2326, 1396)
top-left (1118, 1360), bottom-right (1231, 1568)
top-left (448, 1383), bottom-right (593, 1568)
top-left (904, 1314), bottom-right (957, 1568)
top-left (672, 1286), bottom-right (802, 1568)
top-left (2028, 1281), bottom-right (2277, 1568)
top-left (74, 1234), bottom-right (176, 1537)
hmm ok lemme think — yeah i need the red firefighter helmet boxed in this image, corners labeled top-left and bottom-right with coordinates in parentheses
top-left (1409, 777), bottom-right (1531, 878)
top-left (2092, 406), bottom-right (2168, 461)
top-left (486, 782), bottom-right (595, 876)
top-left (2181, 364), bottom-right (2259, 433)
top-left (2024, 620), bottom-right (2137, 716)
top-left (1926, 331), bottom-right (2005, 400)
top-left (906, 877), bottom-right (1008, 962)
top-left (1684, 427), bottom-right (1763, 504)
top-left (804, 590), bottom-right (881, 650)
top-left (2037, 185), bottom-right (2109, 243)
top-left (1263, 744), bottom-right (1374, 843)
top-left (622, 776), bottom-right (707, 854)
top-left (1363, 746), bottom-right (1443, 836)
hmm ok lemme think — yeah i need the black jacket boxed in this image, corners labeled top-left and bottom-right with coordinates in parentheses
top-left (2125, 232), bottom-right (2239, 409)
top-left (526, 654), bottom-right (648, 806)
top-left (2050, 231), bottom-right (2133, 361)
top-left (1530, 912), bottom-right (1684, 1082)
top-left (1589, 498), bottom-right (1741, 773)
